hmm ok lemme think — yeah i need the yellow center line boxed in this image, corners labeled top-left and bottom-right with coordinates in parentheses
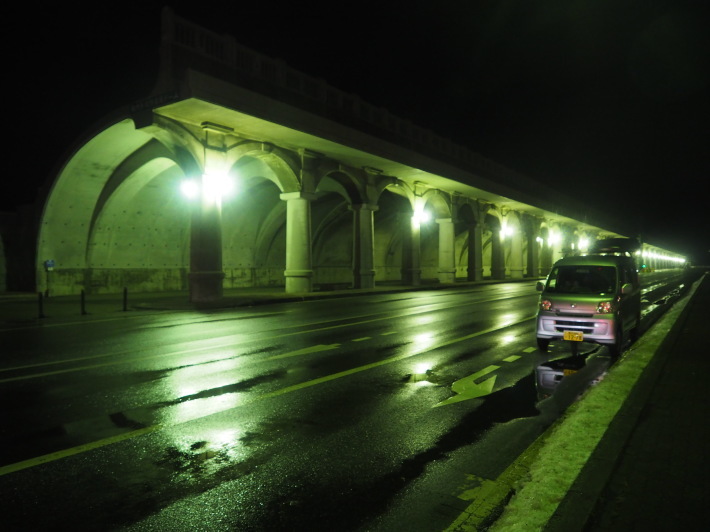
top-left (0, 426), bottom-right (160, 476)
top-left (0, 315), bottom-right (536, 476)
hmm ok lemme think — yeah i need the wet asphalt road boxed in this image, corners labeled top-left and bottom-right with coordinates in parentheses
top-left (0, 276), bottom-right (687, 531)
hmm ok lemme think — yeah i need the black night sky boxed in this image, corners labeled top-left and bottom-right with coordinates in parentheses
top-left (6, 1), bottom-right (710, 262)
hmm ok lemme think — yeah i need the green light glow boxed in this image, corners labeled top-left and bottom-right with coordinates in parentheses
top-left (202, 171), bottom-right (235, 202)
top-left (501, 223), bottom-right (514, 239)
top-left (180, 172), bottom-right (236, 203)
top-left (412, 208), bottom-right (431, 225)
top-left (180, 179), bottom-right (200, 199)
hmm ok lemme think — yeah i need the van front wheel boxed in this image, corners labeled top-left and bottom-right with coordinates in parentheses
top-left (608, 325), bottom-right (623, 358)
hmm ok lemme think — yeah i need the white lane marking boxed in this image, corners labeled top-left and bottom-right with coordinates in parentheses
top-left (0, 315), bottom-right (537, 475)
top-left (265, 344), bottom-right (341, 360)
top-left (1, 297), bottom-right (533, 378)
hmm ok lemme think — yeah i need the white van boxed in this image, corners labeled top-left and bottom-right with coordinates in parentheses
top-left (535, 240), bottom-right (641, 356)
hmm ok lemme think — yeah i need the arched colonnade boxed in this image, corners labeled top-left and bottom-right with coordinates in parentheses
top-left (37, 117), bottom-right (604, 300)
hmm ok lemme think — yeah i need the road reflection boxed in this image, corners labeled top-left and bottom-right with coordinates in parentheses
top-left (535, 347), bottom-right (612, 404)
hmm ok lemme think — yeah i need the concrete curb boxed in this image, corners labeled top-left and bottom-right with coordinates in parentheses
top-left (482, 274), bottom-right (704, 532)
top-left (443, 273), bottom-right (703, 531)
top-left (543, 274), bottom-right (705, 531)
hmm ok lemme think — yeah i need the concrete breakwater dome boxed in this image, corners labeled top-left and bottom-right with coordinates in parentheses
top-left (35, 9), bottom-right (685, 301)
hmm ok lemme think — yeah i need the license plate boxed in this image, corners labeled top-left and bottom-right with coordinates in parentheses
top-left (563, 330), bottom-right (584, 342)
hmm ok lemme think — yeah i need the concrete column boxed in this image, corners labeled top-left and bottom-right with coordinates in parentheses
top-left (509, 229), bottom-right (524, 279)
top-left (188, 201), bottom-right (224, 302)
top-left (467, 223), bottom-right (483, 281)
top-left (401, 213), bottom-right (421, 285)
top-left (436, 218), bottom-right (456, 284)
top-left (189, 184), bottom-right (225, 302)
top-left (188, 130), bottom-right (234, 303)
top-left (491, 228), bottom-right (506, 280)
top-left (281, 192), bottom-right (313, 293)
top-left (527, 235), bottom-right (541, 277)
top-left (351, 203), bottom-right (377, 289)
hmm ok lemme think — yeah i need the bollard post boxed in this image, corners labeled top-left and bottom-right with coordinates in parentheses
top-left (38, 292), bottom-right (46, 319)
top-left (81, 290), bottom-right (88, 315)
top-left (123, 287), bottom-right (128, 311)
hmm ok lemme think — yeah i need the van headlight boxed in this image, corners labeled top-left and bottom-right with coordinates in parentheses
top-left (540, 299), bottom-right (553, 311)
top-left (597, 300), bottom-right (613, 313)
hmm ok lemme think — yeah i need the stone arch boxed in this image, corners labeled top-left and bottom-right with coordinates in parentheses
top-left (223, 175), bottom-right (285, 288)
top-left (85, 155), bottom-right (191, 291)
top-left (315, 165), bottom-right (366, 205)
top-left (38, 119), bottom-right (183, 294)
top-left (419, 190), bottom-right (455, 282)
top-left (455, 200), bottom-right (489, 281)
top-left (374, 189), bottom-right (412, 282)
top-left (221, 148), bottom-right (300, 288)
top-left (457, 203), bottom-right (473, 225)
top-left (307, 167), bottom-right (364, 287)
top-left (254, 195), bottom-right (287, 270)
top-left (421, 189), bottom-right (453, 220)
top-left (84, 136), bottom-right (198, 269)
top-left (311, 197), bottom-right (353, 286)
top-left (228, 141), bottom-right (301, 193)
top-left (485, 209), bottom-right (503, 231)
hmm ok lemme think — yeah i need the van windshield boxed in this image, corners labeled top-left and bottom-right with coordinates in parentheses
top-left (545, 266), bottom-right (616, 295)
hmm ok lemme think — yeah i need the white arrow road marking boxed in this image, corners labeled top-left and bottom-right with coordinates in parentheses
top-left (435, 365), bottom-right (500, 407)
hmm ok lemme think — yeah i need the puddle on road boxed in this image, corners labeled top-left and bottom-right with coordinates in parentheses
top-left (534, 348), bottom-right (613, 420)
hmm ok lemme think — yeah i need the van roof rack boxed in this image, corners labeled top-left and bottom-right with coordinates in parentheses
top-left (589, 238), bottom-right (640, 256)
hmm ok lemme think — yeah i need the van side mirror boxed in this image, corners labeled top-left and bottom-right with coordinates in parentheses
top-left (621, 283), bottom-right (633, 295)
top-left (536, 281), bottom-right (545, 292)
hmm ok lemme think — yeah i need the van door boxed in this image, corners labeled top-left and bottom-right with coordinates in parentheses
top-left (619, 264), bottom-right (640, 332)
